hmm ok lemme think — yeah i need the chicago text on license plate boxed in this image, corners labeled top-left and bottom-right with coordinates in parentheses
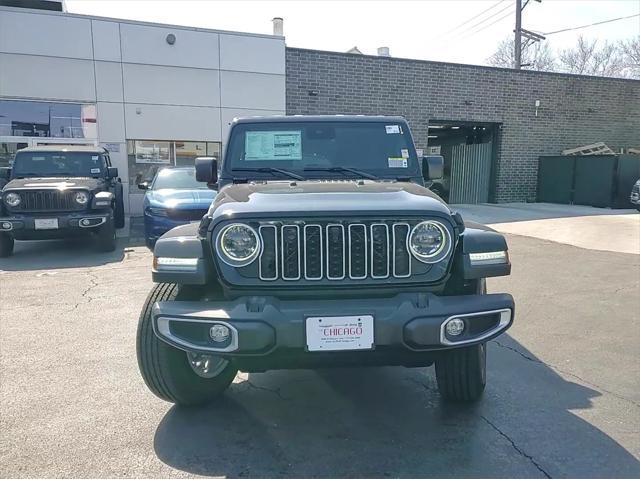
top-left (34, 218), bottom-right (59, 230)
top-left (306, 315), bottom-right (374, 352)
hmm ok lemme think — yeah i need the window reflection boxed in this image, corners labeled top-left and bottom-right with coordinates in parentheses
top-left (0, 100), bottom-right (97, 139)
top-left (127, 140), bottom-right (221, 187)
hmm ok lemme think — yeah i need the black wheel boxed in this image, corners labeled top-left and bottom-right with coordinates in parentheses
top-left (136, 283), bottom-right (238, 406)
top-left (435, 343), bottom-right (487, 402)
top-left (114, 183), bottom-right (125, 229)
top-left (0, 233), bottom-right (14, 257)
top-left (436, 278), bottom-right (487, 402)
top-left (96, 219), bottom-right (116, 252)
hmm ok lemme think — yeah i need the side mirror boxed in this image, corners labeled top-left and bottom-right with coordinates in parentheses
top-left (0, 167), bottom-right (11, 180)
top-left (107, 166), bottom-right (119, 178)
top-left (137, 181), bottom-right (150, 190)
top-left (422, 155), bottom-right (444, 180)
top-left (195, 156), bottom-right (218, 186)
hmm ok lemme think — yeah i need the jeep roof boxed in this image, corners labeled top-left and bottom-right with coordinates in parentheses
top-left (232, 115), bottom-right (408, 125)
top-left (15, 145), bottom-right (106, 154)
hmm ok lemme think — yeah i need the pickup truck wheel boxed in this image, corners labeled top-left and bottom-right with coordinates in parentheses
top-left (136, 283), bottom-right (238, 406)
top-left (0, 233), bottom-right (14, 257)
top-left (96, 219), bottom-right (116, 252)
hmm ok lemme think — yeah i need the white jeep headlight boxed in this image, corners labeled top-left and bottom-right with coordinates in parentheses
top-left (74, 191), bottom-right (89, 205)
top-left (409, 220), bottom-right (451, 263)
top-left (4, 192), bottom-right (21, 207)
top-left (216, 223), bottom-right (260, 267)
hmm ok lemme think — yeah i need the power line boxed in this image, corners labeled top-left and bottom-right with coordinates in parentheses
top-left (543, 13), bottom-right (640, 36)
top-left (460, 5), bottom-right (516, 39)
top-left (435, 0), bottom-right (508, 40)
top-left (456, 1), bottom-right (515, 37)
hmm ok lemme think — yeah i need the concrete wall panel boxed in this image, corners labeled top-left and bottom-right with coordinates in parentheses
top-left (0, 10), bottom-right (93, 59)
top-left (220, 71), bottom-right (285, 110)
top-left (91, 20), bottom-right (121, 62)
top-left (124, 103), bottom-right (221, 141)
top-left (120, 23), bottom-right (219, 69)
top-left (219, 34), bottom-right (285, 74)
top-left (0, 53), bottom-right (95, 101)
top-left (95, 61), bottom-right (124, 102)
top-left (122, 64), bottom-right (219, 106)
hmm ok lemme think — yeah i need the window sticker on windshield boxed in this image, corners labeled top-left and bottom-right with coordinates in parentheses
top-left (91, 155), bottom-right (99, 161)
top-left (245, 131), bottom-right (302, 161)
top-left (388, 157), bottom-right (408, 168)
top-left (91, 168), bottom-right (100, 174)
top-left (385, 125), bottom-right (401, 134)
top-left (401, 148), bottom-right (409, 159)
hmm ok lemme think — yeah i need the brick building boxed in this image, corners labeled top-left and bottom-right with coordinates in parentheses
top-left (286, 48), bottom-right (640, 203)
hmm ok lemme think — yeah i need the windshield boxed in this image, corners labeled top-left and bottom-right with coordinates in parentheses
top-left (12, 152), bottom-right (106, 178)
top-left (152, 168), bottom-right (207, 190)
top-left (223, 121), bottom-right (421, 179)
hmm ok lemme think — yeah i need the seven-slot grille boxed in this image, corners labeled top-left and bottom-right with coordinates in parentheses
top-left (9, 190), bottom-right (82, 212)
top-left (257, 221), bottom-right (416, 281)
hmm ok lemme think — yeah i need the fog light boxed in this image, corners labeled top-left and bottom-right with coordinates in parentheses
top-left (445, 318), bottom-right (465, 336)
top-left (209, 324), bottom-right (231, 343)
top-left (81, 219), bottom-right (91, 226)
top-left (1, 222), bottom-right (11, 230)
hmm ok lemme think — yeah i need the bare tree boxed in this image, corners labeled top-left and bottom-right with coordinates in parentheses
top-left (488, 37), bottom-right (556, 71)
top-left (557, 35), bottom-right (626, 77)
top-left (619, 37), bottom-right (640, 79)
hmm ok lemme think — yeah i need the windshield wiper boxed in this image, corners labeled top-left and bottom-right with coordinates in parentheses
top-left (303, 167), bottom-right (379, 181)
top-left (233, 167), bottom-right (306, 181)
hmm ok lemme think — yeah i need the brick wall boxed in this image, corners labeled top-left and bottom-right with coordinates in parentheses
top-left (286, 48), bottom-right (640, 202)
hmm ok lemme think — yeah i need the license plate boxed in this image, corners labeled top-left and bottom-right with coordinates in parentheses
top-left (306, 315), bottom-right (374, 352)
top-left (34, 218), bottom-right (59, 230)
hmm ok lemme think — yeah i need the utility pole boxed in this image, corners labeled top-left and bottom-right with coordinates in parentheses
top-left (514, 0), bottom-right (522, 69)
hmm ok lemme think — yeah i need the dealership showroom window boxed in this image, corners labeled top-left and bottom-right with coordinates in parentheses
top-left (127, 140), bottom-right (221, 187)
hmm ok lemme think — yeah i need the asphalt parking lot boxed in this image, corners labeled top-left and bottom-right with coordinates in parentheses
top-left (1, 210), bottom-right (639, 478)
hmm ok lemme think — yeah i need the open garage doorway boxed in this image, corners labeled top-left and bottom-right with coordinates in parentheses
top-left (426, 121), bottom-right (499, 204)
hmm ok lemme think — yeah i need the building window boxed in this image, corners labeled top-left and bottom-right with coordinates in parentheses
top-left (0, 100), bottom-right (97, 139)
top-left (127, 140), bottom-right (221, 187)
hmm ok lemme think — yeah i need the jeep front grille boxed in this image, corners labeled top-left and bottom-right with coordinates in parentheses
top-left (9, 190), bottom-right (83, 212)
top-left (257, 220), bottom-right (415, 281)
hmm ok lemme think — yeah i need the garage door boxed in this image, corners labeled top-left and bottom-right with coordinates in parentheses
top-left (449, 142), bottom-right (493, 204)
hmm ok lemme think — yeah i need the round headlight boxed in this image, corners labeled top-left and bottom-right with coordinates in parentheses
top-left (4, 192), bottom-right (21, 207)
top-left (216, 223), bottom-right (260, 266)
top-left (409, 221), bottom-right (451, 263)
top-left (74, 191), bottom-right (89, 205)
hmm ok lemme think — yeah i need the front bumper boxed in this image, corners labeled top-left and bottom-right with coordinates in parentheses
top-left (0, 212), bottom-right (110, 239)
top-left (152, 292), bottom-right (515, 367)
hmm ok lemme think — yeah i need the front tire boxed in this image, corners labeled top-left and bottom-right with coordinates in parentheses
top-left (436, 277), bottom-right (488, 402)
top-left (96, 219), bottom-right (116, 252)
top-left (435, 343), bottom-right (487, 402)
top-left (0, 233), bottom-right (14, 257)
top-left (136, 283), bottom-right (237, 406)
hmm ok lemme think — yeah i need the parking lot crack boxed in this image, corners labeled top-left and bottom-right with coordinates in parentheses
top-left (481, 415), bottom-right (552, 479)
top-left (239, 379), bottom-right (290, 400)
top-left (491, 340), bottom-right (640, 408)
top-left (72, 270), bottom-right (99, 310)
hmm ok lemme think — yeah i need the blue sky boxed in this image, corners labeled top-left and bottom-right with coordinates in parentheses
top-left (65, 0), bottom-right (640, 66)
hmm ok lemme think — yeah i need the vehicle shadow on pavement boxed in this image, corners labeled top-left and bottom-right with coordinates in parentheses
top-left (0, 238), bottom-right (129, 271)
top-left (153, 336), bottom-right (640, 478)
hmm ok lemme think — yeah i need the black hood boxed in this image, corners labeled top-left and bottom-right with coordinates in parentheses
top-left (210, 180), bottom-right (451, 219)
top-left (3, 177), bottom-right (103, 192)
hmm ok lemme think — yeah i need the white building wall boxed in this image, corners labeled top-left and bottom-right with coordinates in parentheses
top-left (0, 6), bottom-right (286, 214)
